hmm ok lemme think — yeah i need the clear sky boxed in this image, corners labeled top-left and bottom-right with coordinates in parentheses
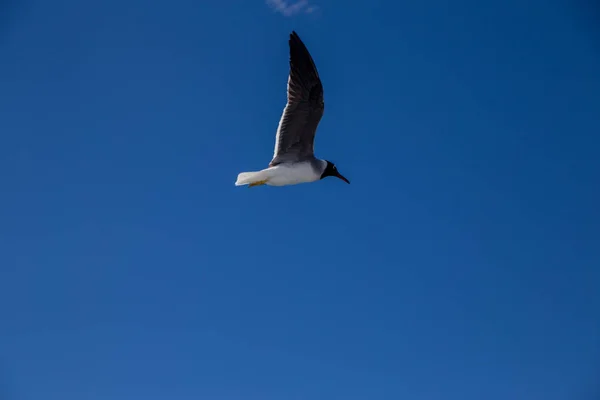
top-left (1, 0), bottom-right (599, 399)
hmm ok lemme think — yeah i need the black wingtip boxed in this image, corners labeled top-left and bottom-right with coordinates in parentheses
top-left (290, 31), bottom-right (303, 44)
top-left (287, 30), bottom-right (321, 83)
top-left (288, 31), bottom-right (309, 56)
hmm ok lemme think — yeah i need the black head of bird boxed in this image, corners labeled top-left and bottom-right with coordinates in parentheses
top-left (321, 160), bottom-right (350, 184)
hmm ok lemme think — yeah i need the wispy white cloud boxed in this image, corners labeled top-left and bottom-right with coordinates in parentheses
top-left (266, 0), bottom-right (318, 17)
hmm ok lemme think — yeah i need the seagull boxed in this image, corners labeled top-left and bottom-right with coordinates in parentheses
top-left (235, 31), bottom-right (350, 188)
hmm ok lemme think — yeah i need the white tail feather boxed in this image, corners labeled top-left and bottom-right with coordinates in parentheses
top-left (235, 170), bottom-right (270, 186)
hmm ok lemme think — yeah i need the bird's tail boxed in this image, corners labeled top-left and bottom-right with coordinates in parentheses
top-left (235, 170), bottom-right (270, 186)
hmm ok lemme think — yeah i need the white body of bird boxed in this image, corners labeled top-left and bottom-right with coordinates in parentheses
top-left (235, 160), bottom-right (325, 187)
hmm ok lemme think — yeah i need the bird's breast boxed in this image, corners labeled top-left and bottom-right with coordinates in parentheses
top-left (266, 162), bottom-right (320, 186)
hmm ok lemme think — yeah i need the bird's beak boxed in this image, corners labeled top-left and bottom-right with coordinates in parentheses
top-left (335, 171), bottom-right (350, 184)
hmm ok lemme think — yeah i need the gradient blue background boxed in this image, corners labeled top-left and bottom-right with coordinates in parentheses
top-left (1, 0), bottom-right (599, 399)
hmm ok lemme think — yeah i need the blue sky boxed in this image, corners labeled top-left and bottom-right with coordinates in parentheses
top-left (1, 0), bottom-right (599, 399)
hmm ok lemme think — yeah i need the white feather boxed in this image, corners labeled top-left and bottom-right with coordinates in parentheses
top-left (235, 160), bottom-right (325, 187)
top-left (235, 170), bottom-right (270, 186)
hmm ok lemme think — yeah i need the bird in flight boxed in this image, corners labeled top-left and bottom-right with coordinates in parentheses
top-left (235, 31), bottom-right (350, 188)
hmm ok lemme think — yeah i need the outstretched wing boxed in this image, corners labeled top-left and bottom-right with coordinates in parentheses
top-left (270, 31), bottom-right (324, 166)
